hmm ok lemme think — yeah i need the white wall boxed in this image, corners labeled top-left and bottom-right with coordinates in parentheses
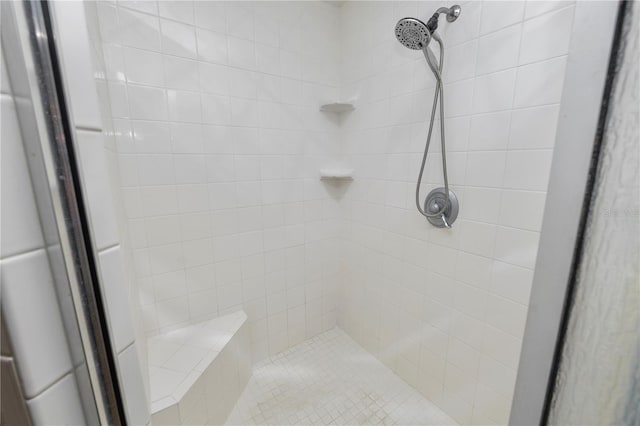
top-left (92, 1), bottom-right (343, 360)
top-left (337, 1), bottom-right (575, 424)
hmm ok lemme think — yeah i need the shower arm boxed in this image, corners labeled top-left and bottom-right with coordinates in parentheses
top-left (435, 5), bottom-right (461, 23)
top-left (425, 6), bottom-right (462, 43)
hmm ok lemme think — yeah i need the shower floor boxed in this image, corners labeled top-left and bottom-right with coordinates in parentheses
top-left (226, 328), bottom-right (457, 426)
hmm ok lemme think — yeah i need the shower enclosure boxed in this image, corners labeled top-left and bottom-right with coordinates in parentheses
top-left (1, 1), bottom-right (634, 425)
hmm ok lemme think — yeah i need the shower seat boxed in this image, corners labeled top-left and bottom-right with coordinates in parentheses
top-left (147, 311), bottom-right (251, 425)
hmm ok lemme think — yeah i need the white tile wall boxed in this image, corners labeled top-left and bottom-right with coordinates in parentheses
top-left (0, 250), bottom-right (73, 398)
top-left (86, 1), bottom-right (583, 424)
top-left (147, 311), bottom-right (250, 424)
top-left (99, 247), bottom-right (136, 352)
top-left (26, 374), bottom-right (86, 425)
top-left (53, 2), bottom-right (151, 423)
top-left (93, 1), bottom-right (343, 363)
top-left (52, 1), bottom-right (102, 130)
top-left (118, 343), bottom-right (150, 426)
top-left (1, 46), bottom-right (87, 422)
top-left (1, 48), bottom-right (10, 94)
top-left (76, 130), bottom-right (121, 249)
top-left (0, 96), bottom-right (46, 258)
top-left (338, 1), bottom-right (575, 424)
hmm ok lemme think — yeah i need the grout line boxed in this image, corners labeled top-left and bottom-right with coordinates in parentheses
top-left (75, 125), bottom-right (103, 133)
top-left (98, 243), bottom-right (121, 254)
top-left (24, 370), bottom-right (74, 402)
top-left (96, 99), bottom-right (562, 127)
top-left (0, 247), bottom-right (47, 264)
top-left (119, 340), bottom-right (135, 356)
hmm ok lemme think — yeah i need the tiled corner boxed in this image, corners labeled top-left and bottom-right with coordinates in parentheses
top-left (98, 246), bottom-right (136, 352)
top-left (118, 343), bottom-right (151, 426)
top-left (75, 130), bottom-right (120, 250)
top-left (92, 0), bottom-right (342, 348)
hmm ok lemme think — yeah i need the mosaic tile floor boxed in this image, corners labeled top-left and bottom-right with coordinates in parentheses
top-left (226, 328), bottom-right (457, 425)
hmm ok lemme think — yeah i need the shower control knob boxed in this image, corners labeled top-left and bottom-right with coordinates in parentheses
top-left (424, 187), bottom-right (459, 228)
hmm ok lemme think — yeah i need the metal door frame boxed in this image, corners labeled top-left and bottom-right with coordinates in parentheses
top-left (1, 1), bottom-right (125, 423)
top-left (510, 1), bottom-right (627, 424)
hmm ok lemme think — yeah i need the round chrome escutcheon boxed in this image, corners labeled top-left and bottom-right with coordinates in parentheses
top-left (424, 187), bottom-right (459, 228)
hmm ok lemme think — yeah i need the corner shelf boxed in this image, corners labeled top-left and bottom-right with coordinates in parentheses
top-left (319, 168), bottom-right (354, 181)
top-left (319, 102), bottom-right (355, 113)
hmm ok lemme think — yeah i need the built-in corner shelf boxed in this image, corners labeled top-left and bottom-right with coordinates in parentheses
top-left (319, 102), bottom-right (355, 113)
top-left (320, 168), bottom-right (354, 181)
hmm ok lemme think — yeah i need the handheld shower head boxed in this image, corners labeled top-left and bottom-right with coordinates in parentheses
top-left (394, 5), bottom-right (461, 50)
top-left (394, 5), bottom-right (462, 227)
top-left (394, 17), bottom-right (431, 50)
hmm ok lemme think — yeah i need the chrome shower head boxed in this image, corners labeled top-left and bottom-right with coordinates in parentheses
top-left (395, 5), bottom-right (461, 50)
top-left (395, 17), bottom-right (431, 50)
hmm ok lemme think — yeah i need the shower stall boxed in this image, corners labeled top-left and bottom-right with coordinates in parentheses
top-left (1, 1), bottom-right (636, 425)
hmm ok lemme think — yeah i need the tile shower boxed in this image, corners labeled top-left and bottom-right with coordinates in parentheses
top-left (85, 0), bottom-right (576, 424)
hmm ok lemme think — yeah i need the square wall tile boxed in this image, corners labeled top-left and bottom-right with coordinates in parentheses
top-left (0, 96), bottom-right (45, 257)
top-left (165, 56), bottom-right (199, 92)
top-left (1, 48), bottom-right (11, 94)
top-left (514, 56), bottom-right (567, 108)
top-left (118, 7), bottom-right (161, 51)
top-left (479, 1), bottom-right (525, 35)
top-left (197, 28), bottom-right (228, 64)
top-left (476, 24), bottom-right (521, 76)
top-left (194, 3), bottom-right (226, 32)
top-left (524, 1), bottom-right (574, 19)
top-left (161, 20), bottom-right (197, 59)
top-left (490, 260), bottom-right (534, 305)
top-left (499, 190), bottom-right (547, 231)
top-left (168, 90), bottom-right (202, 123)
top-left (468, 111), bottom-right (511, 151)
top-left (129, 84), bottom-right (169, 121)
top-left (494, 226), bottom-right (540, 269)
top-left (465, 151), bottom-right (507, 188)
top-left (519, 6), bottom-right (574, 65)
top-left (27, 374), bottom-right (85, 425)
top-left (503, 150), bottom-right (553, 191)
top-left (1, 250), bottom-right (72, 397)
top-left (472, 69), bottom-right (517, 114)
top-left (123, 47), bottom-right (164, 87)
top-left (53, 1), bottom-right (102, 129)
top-left (509, 104), bottom-right (560, 150)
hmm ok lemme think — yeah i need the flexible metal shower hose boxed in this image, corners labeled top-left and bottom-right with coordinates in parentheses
top-left (416, 34), bottom-right (451, 220)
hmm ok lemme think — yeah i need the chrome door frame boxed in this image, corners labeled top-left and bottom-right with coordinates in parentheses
top-left (510, 1), bottom-right (626, 424)
top-left (1, 1), bottom-right (125, 423)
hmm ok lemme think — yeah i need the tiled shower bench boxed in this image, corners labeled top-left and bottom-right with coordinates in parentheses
top-left (148, 311), bottom-right (251, 425)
